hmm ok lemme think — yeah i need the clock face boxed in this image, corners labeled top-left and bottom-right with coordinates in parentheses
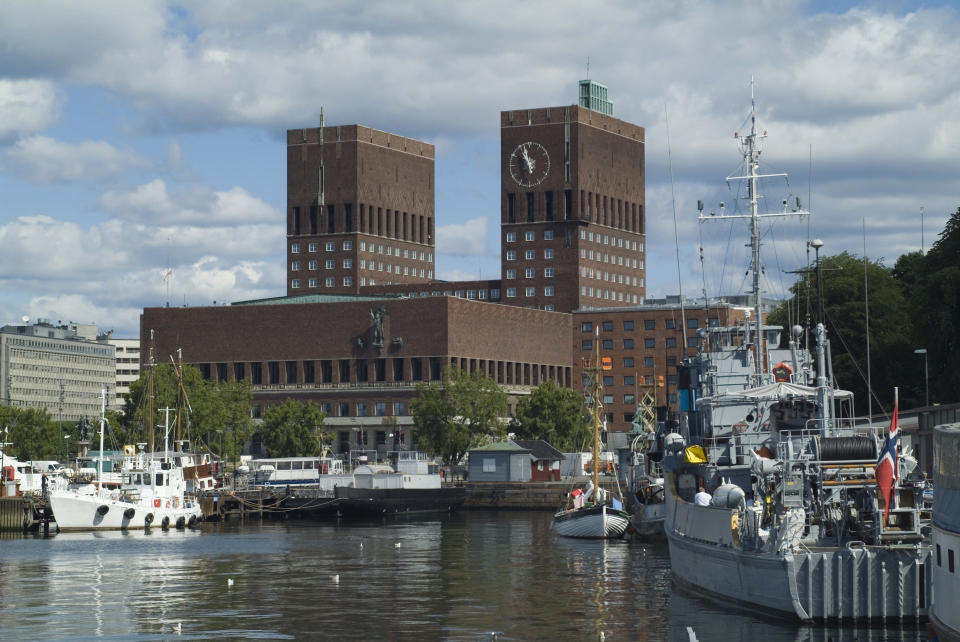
top-left (509, 141), bottom-right (550, 187)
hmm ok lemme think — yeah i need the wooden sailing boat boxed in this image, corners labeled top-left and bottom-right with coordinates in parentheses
top-left (550, 329), bottom-right (630, 539)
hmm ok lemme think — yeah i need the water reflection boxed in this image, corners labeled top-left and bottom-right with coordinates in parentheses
top-left (0, 514), bottom-right (934, 640)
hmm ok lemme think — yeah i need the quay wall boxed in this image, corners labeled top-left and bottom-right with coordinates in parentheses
top-left (463, 480), bottom-right (623, 510)
top-left (0, 497), bottom-right (30, 531)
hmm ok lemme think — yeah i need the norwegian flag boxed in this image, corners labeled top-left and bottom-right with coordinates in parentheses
top-left (875, 398), bottom-right (899, 524)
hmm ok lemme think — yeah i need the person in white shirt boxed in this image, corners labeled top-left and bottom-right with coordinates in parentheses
top-left (694, 483), bottom-right (712, 506)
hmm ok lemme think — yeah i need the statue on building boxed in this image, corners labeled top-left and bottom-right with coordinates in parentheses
top-left (371, 306), bottom-right (387, 351)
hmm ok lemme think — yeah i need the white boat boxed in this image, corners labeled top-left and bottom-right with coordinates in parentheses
top-left (931, 424), bottom-right (960, 641)
top-left (49, 393), bottom-right (202, 531)
top-left (659, 92), bottom-right (931, 622)
top-left (551, 330), bottom-right (630, 539)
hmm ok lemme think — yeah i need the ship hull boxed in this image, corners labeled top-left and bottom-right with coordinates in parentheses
top-left (665, 484), bottom-right (931, 622)
top-left (551, 503), bottom-right (629, 539)
top-left (333, 486), bottom-right (466, 515)
top-left (49, 492), bottom-right (202, 531)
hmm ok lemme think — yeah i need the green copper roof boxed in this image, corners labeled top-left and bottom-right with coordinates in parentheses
top-left (470, 441), bottom-right (529, 452)
top-left (233, 293), bottom-right (406, 306)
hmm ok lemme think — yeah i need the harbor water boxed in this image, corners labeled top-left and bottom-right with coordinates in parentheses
top-left (0, 511), bottom-right (930, 640)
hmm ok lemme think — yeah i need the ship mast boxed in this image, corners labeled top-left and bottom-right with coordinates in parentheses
top-left (699, 79), bottom-right (808, 384)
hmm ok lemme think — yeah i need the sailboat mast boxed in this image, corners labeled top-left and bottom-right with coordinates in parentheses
top-left (592, 328), bottom-right (601, 496)
top-left (97, 387), bottom-right (106, 487)
top-left (747, 84), bottom-right (764, 380)
top-left (147, 329), bottom-right (155, 454)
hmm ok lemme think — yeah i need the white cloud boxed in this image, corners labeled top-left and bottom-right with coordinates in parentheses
top-left (3, 135), bottom-right (144, 183)
top-left (0, 79), bottom-right (59, 139)
top-left (98, 179), bottom-right (281, 226)
top-left (436, 216), bottom-right (487, 257)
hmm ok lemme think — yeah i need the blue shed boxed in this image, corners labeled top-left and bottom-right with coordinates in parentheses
top-left (467, 442), bottom-right (531, 482)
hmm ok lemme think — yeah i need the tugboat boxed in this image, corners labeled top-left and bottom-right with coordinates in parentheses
top-left (659, 89), bottom-right (932, 621)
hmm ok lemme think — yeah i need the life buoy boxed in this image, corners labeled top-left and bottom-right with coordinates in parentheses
top-left (772, 362), bottom-right (792, 382)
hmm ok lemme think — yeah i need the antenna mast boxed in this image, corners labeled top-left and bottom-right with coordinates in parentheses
top-left (699, 78), bottom-right (808, 383)
top-left (318, 106), bottom-right (325, 207)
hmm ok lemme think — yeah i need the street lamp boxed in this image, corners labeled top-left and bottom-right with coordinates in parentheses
top-left (914, 348), bottom-right (929, 407)
top-left (810, 238), bottom-right (824, 325)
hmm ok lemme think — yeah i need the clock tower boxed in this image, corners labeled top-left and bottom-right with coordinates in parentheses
top-left (500, 87), bottom-right (646, 313)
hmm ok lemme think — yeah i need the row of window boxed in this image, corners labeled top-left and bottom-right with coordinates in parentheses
top-left (579, 247), bottom-right (641, 268)
top-left (506, 248), bottom-right (555, 261)
top-left (505, 286), bottom-right (555, 298)
top-left (292, 277), bottom-right (352, 289)
top-left (318, 401), bottom-right (406, 418)
top-left (579, 287), bottom-right (640, 304)
top-left (582, 337), bottom-right (698, 350)
top-left (359, 260), bottom-right (432, 278)
top-left (579, 228), bottom-right (642, 252)
top-left (582, 319), bottom-right (702, 332)
top-left (580, 268), bottom-right (640, 286)
top-left (290, 240), bottom-right (435, 264)
top-left (506, 267), bottom-right (554, 279)
top-left (506, 230), bottom-right (555, 243)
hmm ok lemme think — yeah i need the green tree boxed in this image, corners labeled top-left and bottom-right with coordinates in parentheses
top-left (260, 399), bottom-right (326, 457)
top-left (509, 379), bottom-right (589, 452)
top-left (895, 206), bottom-right (960, 405)
top-left (410, 367), bottom-right (508, 465)
top-left (120, 364), bottom-right (254, 460)
top-left (0, 406), bottom-right (57, 461)
top-left (769, 251), bottom-right (913, 414)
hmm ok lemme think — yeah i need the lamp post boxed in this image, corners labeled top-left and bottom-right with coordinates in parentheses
top-left (914, 348), bottom-right (929, 407)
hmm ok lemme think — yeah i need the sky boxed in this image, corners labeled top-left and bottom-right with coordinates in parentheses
top-left (1, 0), bottom-right (958, 338)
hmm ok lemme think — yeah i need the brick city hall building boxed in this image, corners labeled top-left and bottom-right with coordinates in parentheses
top-left (141, 81), bottom-right (749, 454)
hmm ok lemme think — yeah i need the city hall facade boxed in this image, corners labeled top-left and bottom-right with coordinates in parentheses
top-left (141, 82), bottom-right (750, 454)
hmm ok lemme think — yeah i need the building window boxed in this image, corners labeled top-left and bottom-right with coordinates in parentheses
top-left (326, 259), bottom-right (335, 269)
top-left (525, 249), bottom-right (535, 260)
top-left (666, 337), bottom-right (677, 348)
top-left (343, 240), bottom-right (353, 250)
top-left (344, 277), bottom-right (353, 286)
top-left (308, 278), bottom-right (318, 287)
top-left (603, 394), bottom-right (614, 404)
top-left (644, 356), bottom-right (655, 367)
top-left (624, 394), bottom-right (635, 405)
top-left (376, 401), bottom-right (387, 416)
top-left (525, 267), bottom-right (535, 278)
top-left (544, 286), bottom-right (554, 296)
top-left (624, 320), bottom-right (634, 331)
top-left (624, 339), bottom-right (634, 349)
top-left (357, 402), bottom-right (368, 417)
top-left (645, 338), bottom-right (655, 348)
top-left (544, 267), bottom-right (554, 277)
top-left (308, 260), bottom-right (318, 270)
top-left (483, 458), bottom-right (496, 473)
top-left (393, 401), bottom-right (405, 416)
top-left (602, 321), bottom-right (613, 332)
top-left (623, 357), bottom-right (634, 367)
top-left (544, 230), bottom-right (554, 240)
top-left (582, 340), bottom-right (593, 351)
top-left (687, 318), bottom-right (699, 328)
top-left (344, 258), bottom-right (353, 268)
top-left (602, 339), bottom-right (613, 350)
top-left (506, 288), bottom-right (517, 298)
top-left (524, 230), bottom-right (535, 241)
top-left (506, 231), bottom-right (516, 243)
top-left (665, 319), bottom-right (677, 329)
top-left (582, 322), bottom-right (593, 332)
top-left (544, 248), bottom-right (554, 259)
top-left (506, 250), bottom-right (517, 261)
top-left (291, 261), bottom-right (300, 271)
top-left (291, 243), bottom-right (300, 254)
top-left (308, 242), bottom-right (318, 252)
top-left (624, 375), bottom-right (635, 386)
top-left (506, 269), bottom-right (516, 279)
top-left (291, 279), bottom-right (301, 289)
top-left (644, 320), bottom-right (655, 330)
top-left (525, 287), bottom-right (535, 297)
top-left (326, 241), bottom-right (335, 251)
top-left (325, 277), bottom-right (335, 287)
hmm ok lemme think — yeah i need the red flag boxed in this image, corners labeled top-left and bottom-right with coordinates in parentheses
top-left (875, 402), bottom-right (899, 524)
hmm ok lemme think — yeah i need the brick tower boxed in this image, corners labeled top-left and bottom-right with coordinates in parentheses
top-left (500, 83), bottom-right (645, 312)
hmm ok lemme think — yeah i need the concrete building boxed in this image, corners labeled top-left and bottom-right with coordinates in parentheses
top-left (0, 320), bottom-right (115, 422)
top-left (108, 338), bottom-right (140, 413)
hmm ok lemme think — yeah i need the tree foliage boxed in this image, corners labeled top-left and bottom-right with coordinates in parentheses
top-left (259, 399), bottom-right (327, 457)
top-left (120, 363), bottom-right (254, 461)
top-left (0, 406), bottom-right (57, 461)
top-left (410, 367), bottom-right (508, 465)
top-left (509, 379), bottom-right (590, 452)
